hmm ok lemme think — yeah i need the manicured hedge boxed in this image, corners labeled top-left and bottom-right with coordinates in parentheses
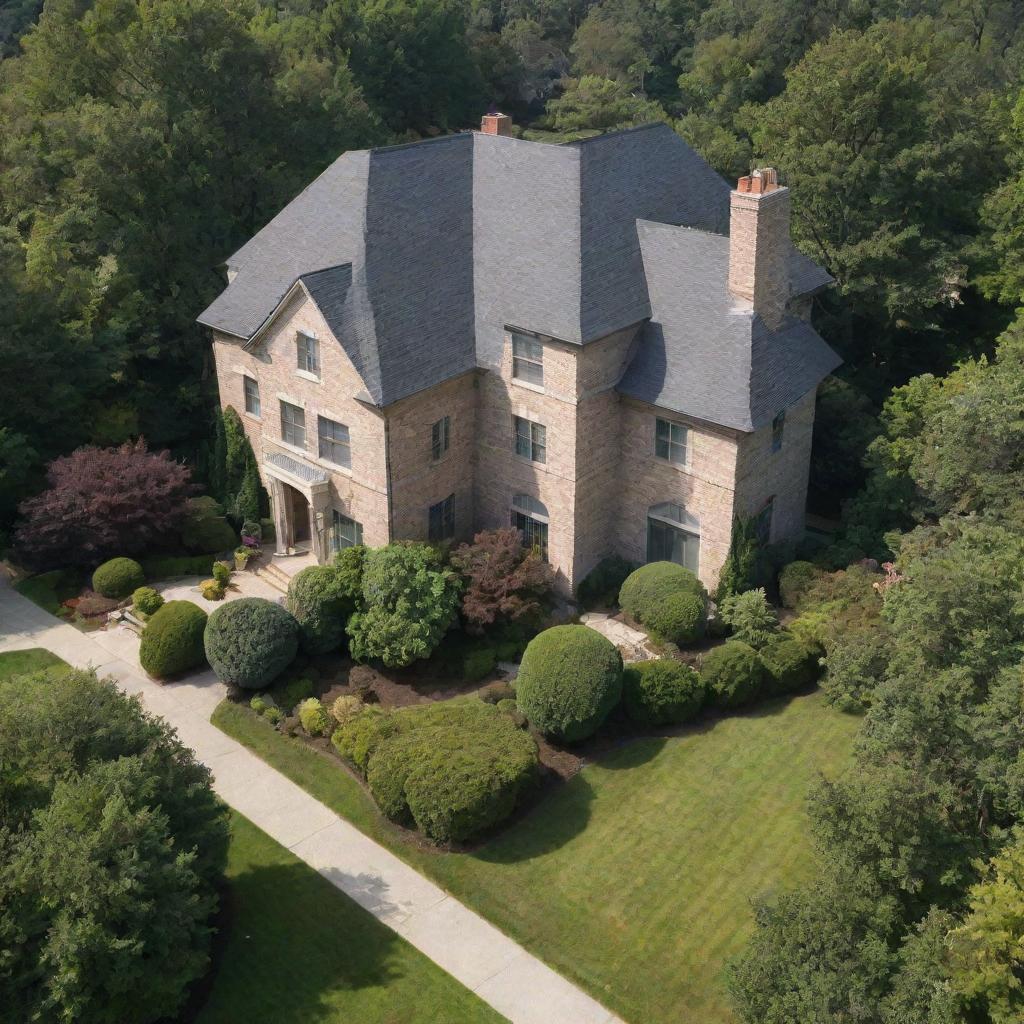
top-left (204, 598), bottom-right (299, 689)
top-left (778, 560), bottom-right (822, 610)
top-left (700, 640), bottom-right (766, 709)
top-left (92, 557), bottom-right (145, 599)
top-left (644, 590), bottom-right (708, 645)
top-left (619, 562), bottom-right (707, 640)
top-left (181, 496), bottom-right (237, 554)
top-left (335, 700), bottom-right (538, 843)
top-left (139, 600), bottom-right (209, 679)
top-left (515, 625), bottom-right (623, 742)
top-left (131, 586), bottom-right (164, 617)
top-left (622, 659), bottom-right (704, 726)
top-left (286, 565), bottom-right (354, 655)
top-left (761, 633), bottom-right (819, 694)
top-left (142, 554), bottom-right (221, 580)
top-left (576, 555), bottom-right (636, 609)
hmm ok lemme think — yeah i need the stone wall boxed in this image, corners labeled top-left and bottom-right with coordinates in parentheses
top-left (615, 398), bottom-right (740, 592)
top-left (733, 387), bottom-right (817, 543)
top-left (211, 288), bottom-right (390, 548)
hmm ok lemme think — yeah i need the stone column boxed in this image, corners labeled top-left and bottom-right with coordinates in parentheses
top-left (270, 478), bottom-right (289, 555)
top-left (310, 488), bottom-right (331, 564)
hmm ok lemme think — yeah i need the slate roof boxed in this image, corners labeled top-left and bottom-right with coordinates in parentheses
top-left (198, 122), bottom-right (838, 428)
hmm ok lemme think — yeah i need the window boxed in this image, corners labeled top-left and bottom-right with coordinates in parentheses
top-left (297, 331), bottom-right (320, 377)
top-left (646, 502), bottom-right (700, 574)
top-left (511, 493), bottom-right (549, 561)
top-left (280, 401), bottom-right (306, 449)
top-left (243, 376), bottom-right (260, 417)
top-left (514, 416), bottom-right (547, 464)
top-left (318, 416), bottom-right (351, 468)
top-left (431, 416), bottom-right (450, 461)
top-left (755, 498), bottom-right (774, 545)
top-left (655, 418), bottom-right (688, 465)
top-left (429, 494), bottom-right (455, 541)
top-left (512, 332), bottom-right (544, 387)
top-left (330, 509), bottom-right (363, 553)
top-left (771, 410), bottom-right (785, 452)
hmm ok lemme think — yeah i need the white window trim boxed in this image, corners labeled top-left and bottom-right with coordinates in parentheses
top-left (276, 392), bottom-right (305, 408)
top-left (511, 377), bottom-right (546, 396)
top-left (295, 368), bottom-right (322, 384)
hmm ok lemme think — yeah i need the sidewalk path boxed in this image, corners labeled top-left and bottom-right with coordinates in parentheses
top-left (0, 578), bottom-right (624, 1024)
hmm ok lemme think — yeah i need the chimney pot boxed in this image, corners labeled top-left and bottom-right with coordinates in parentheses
top-left (481, 112), bottom-right (513, 136)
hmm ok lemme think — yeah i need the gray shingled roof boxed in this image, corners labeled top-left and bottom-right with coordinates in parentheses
top-left (618, 221), bottom-right (841, 431)
top-left (198, 122), bottom-right (838, 425)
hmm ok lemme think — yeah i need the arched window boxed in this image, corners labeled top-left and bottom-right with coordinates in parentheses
top-left (511, 493), bottom-right (549, 560)
top-left (647, 502), bottom-right (700, 574)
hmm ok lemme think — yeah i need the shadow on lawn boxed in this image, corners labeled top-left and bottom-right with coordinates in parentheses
top-left (191, 860), bottom-right (410, 1024)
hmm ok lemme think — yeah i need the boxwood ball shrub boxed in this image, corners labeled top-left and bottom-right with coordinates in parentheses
top-left (623, 659), bottom-right (704, 726)
top-left (131, 586), bottom-right (164, 617)
top-left (92, 556), bottom-right (145, 599)
top-left (139, 600), bottom-right (209, 679)
top-left (619, 561), bottom-right (706, 630)
top-left (516, 625), bottom-right (623, 742)
top-left (353, 701), bottom-right (538, 843)
top-left (286, 564), bottom-right (357, 655)
top-left (643, 590), bottom-right (708, 645)
top-left (760, 633), bottom-right (819, 695)
top-left (700, 640), bottom-right (767, 709)
top-left (204, 597), bottom-right (299, 689)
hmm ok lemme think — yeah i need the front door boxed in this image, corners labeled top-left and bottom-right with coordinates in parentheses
top-left (286, 484), bottom-right (311, 549)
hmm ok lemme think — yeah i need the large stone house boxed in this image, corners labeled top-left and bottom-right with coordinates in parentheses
top-left (198, 114), bottom-right (839, 594)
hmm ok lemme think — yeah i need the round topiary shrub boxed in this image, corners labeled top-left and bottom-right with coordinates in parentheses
top-left (619, 562), bottom-right (705, 628)
top-left (139, 600), bottom-right (209, 679)
top-left (286, 565), bottom-right (355, 655)
top-left (92, 557), bottom-right (144, 599)
top-left (132, 586), bottom-right (164, 617)
top-left (359, 701), bottom-right (538, 843)
top-left (760, 633), bottom-right (819, 695)
top-left (700, 640), bottom-right (766, 709)
top-left (643, 590), bottom-right (708, 645)
top-left (778, 560), bottom-right (821, 610)
top-left (622, 659), bottom-right (705, 726)
top-left (204, 597), bottom-right (299, 689)
top-left (515, 625), bottom-right (623, 742)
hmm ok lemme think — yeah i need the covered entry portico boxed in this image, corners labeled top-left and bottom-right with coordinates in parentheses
top-left (263, 443), bottom-right (331, 563)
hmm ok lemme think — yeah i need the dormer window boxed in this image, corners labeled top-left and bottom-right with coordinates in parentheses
top-left (512, 332), bottom-right (543, 387)
top-left (297, 331), bottom-right (320, 377)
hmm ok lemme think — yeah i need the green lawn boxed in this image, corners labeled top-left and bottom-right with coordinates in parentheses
top-left (197, 813), bottom-right (504, 1024)
top-left (213, 691), bottom-right (858, 1023)
top-left (0, 648), bottom-right (69, 681)
top-left (14, 569), bottom-right (84, 617)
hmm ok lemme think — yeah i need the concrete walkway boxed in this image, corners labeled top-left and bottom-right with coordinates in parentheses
top-left (0, 578), bottom-right (624, 1024)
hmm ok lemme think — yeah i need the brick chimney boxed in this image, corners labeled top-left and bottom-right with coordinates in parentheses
top-left (728, 168), bottom-right (790, 330)
top-left (480, 112), bottom-right (513, 136)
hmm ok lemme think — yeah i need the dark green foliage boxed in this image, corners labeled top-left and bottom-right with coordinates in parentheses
top-left (131, 586), bottom-right (164, 616)
top-left (622, 659), bottom-right (704, 726)
top-left (142, 554), bottom-right (221, 580)
top-left (644, 590), bottom-right (708, 645)
top-left (333, 544), bottom-right (366, 599)
top-left (204, 598), bottom-right (299, 689)
top-left (760, 633), bottom-right (818, 695)
top-left (715, 516), bottom-right (761, 601)
top-left (777, 561), bottom-right (821, 610)
top-left (286, 564), bottom-right (356, 655)
top-left (181, 496), bottom-right (237, 554)
top-left (139, 600), bottom-right (209, 679)
top-left (347, 543), bottom-right (461, 667)
top-left (350, 701), bottom-right (539, 843)
top-left (516, 625), bottom-right (623, 742)
top-left (576, 555), bottom-right (636, 608)
top-left (718, 589), bottom-right (779, 649)
top-left (619, 561), bottom-right (705, 627)
top-left (218, 405), bottom-right (266, 526)
top-left (0, 668), bottom-right (228, 1023)
top-left (820, 625), bottom-right (890, 711)
top-left (463, 647), bottom-right (497, 682)
top-left (212, 560), bottom-right (231, 585)
top-left (91, 556), bottom-right (144, 599)
top-left (700, 641), bottom-right (766, 709)
top-left (274, 675), bottom-right (316, 715)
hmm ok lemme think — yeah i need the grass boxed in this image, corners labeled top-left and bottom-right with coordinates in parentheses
top-left (0, 648), bottom-right (69, 681)
top-left (197, 812), bottom-right (504, 1024)
top-left (14, 569), bottom-right (84, 617)
top-left (213, 690), bottom-right (858, 1023)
